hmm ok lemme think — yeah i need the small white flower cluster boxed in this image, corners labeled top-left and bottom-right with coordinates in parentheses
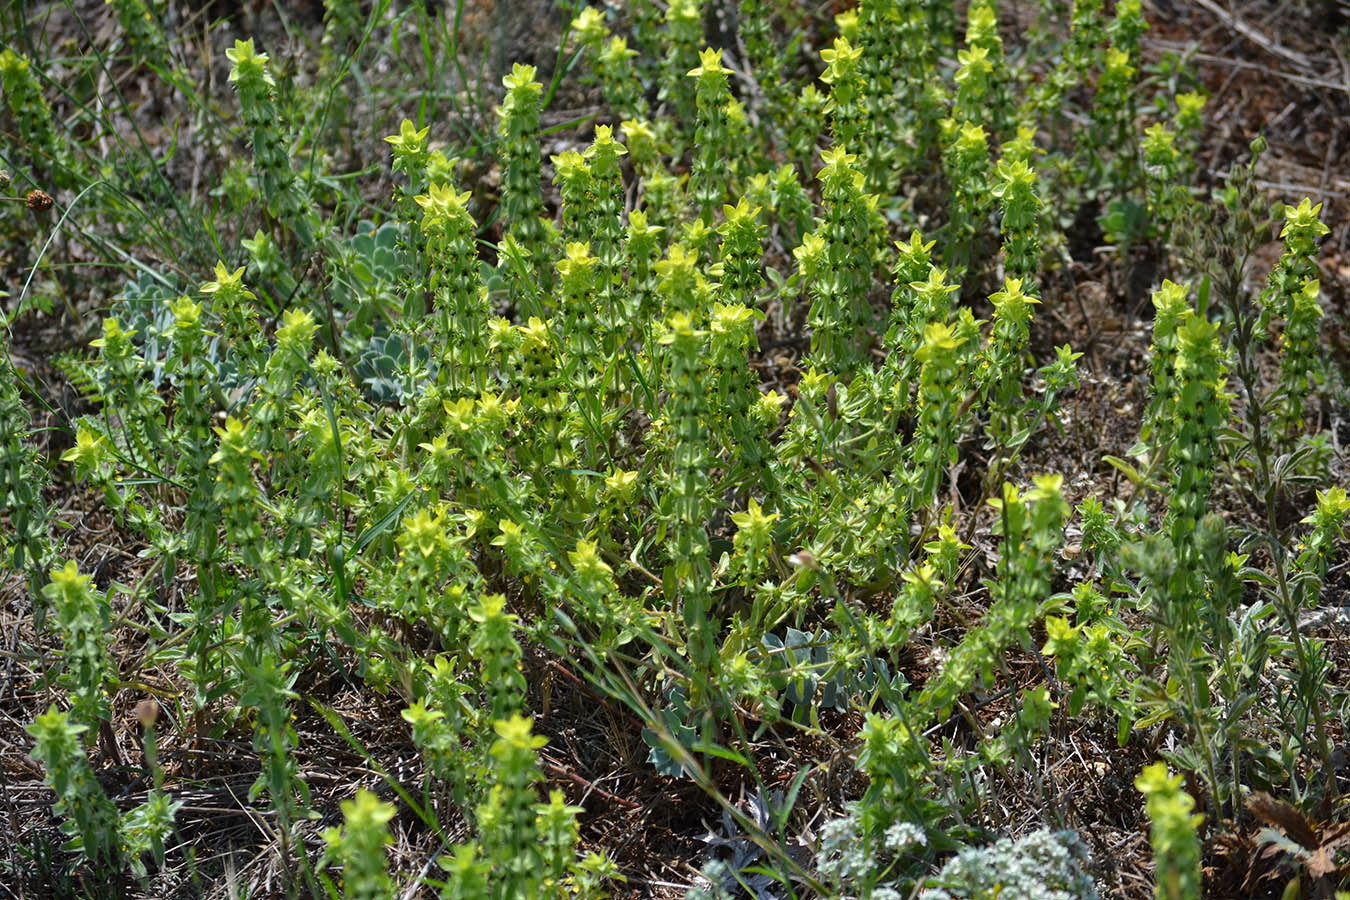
top-left (812, 806), bottom-right (929, 898)
top-left (919, 828), bottom-right (1098, 900)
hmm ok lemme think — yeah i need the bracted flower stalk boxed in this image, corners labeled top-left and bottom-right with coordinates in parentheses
top-left (624, 209), bottom-right (665, 326)
top-left (107, 0), bottom-right (169, 71)
top-left (511, 318), bottom-right (574, 474)
top-left (321, 789), bottom-right (397, 900)
top-left (416, 182), bottom-right (488, 398)
top-left (557, 241), bottom-right (602, 375)
top-left (1140, 279), bottom-right (1193, 452)
top-left (210, 416), bottom-right (270, 573)
top-left (473, 715), bottom-right (551, 895)
top-left (881, 232), bottom-right (937, 358)
top-left (871, 232), bottom-right (939, 454)
top-left (819, 37), bottom-right (866, 167)
top-left (854, 0), bottom-right (902, 195)
top-left (200, 260), bottom-right (265, 371)
top-left (952, 40), bottom-right (994, 132)
top-left (940, 120), bottom-right (993, 284)
top-left (496, 64), bottom-right (550, 308)
top-left (910, 321), bottom-right (966, 510)
top-left (386, 118), bottom-right (433, 212)
top-left (893, 263), bottom-right (960, 403)
top-left (1107, 0), bottom-right (1148, 73)
top-left (981, 276), bottom-right (1040, 449)
top-left (803, 146), bottom-right (876, 379)
top-left (551, 150), bottom-right (593, 249)
top-left (392, 502), bottom-right (473, 633)
top-left (1261, 199), bottom-right (1331, 438)
top-left (963, 1), bottom-right (1010, 135)
top-left (0, 345), bottom-right (55, 622)
top-left (659, 0), bottom-right (704, 144)
top-left (402, 655), bottom-right (476, 805)
top-left (554, 242), bottom-right (616, 466)
top-left (1135, 763), bottom-right (1204, 900)
top-left (27, 708), bottom-right (122, 867)
top-left (1164, 314), bottom-right (1228, 553)
top-left (583, 125), bottom-right (629, 346)
top-left (992, 154), bottom-right (1043, 287)
top-left (537, 790), bottom-right (585, 891)
top-left (687, 47), bottom-right (735, 224)
top-left (891, 0), bottom-right (944, 174)
top-left (1130, 303), bottom-right (1237, 809)
top-left (709, 300), bottom-right (771, 493)
top-left (739, 0), bottom-right (792, 137)
top-left (657, 311), bottom-right (716, 673)
top-left (717, 197), bottom-right (765, 311)
top-left (0, 50), bottom-right (65, 183)
top-left (157, 296), bottom-right (232, 705)
top-left (729, 497), bottom-right (779, 595)
top-left (469, 593), bottom-right (527, 723)
top-left (225, 39), bottom-right (317, 248)
top-left (1276, 277), bottom-right (1324, 437)
top-left (42, 562), bottom-right (116, 736)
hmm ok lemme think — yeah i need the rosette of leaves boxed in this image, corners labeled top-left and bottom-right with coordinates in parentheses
top-left (351, 326), bottom-right (435, 406)
top-left (329, 219), bottom-right (405, 330)
top-left (641, 683), bottom-right (699, 778)
top-left (759, 627), bottom-right (899, 725)
top-left (692, 791), bottom-right (793, 900)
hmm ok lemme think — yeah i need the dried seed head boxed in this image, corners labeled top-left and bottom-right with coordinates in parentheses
top-left (25, 189), bottom-right (53, 212)
top-left (135, 699), bottom-right (159, 727)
